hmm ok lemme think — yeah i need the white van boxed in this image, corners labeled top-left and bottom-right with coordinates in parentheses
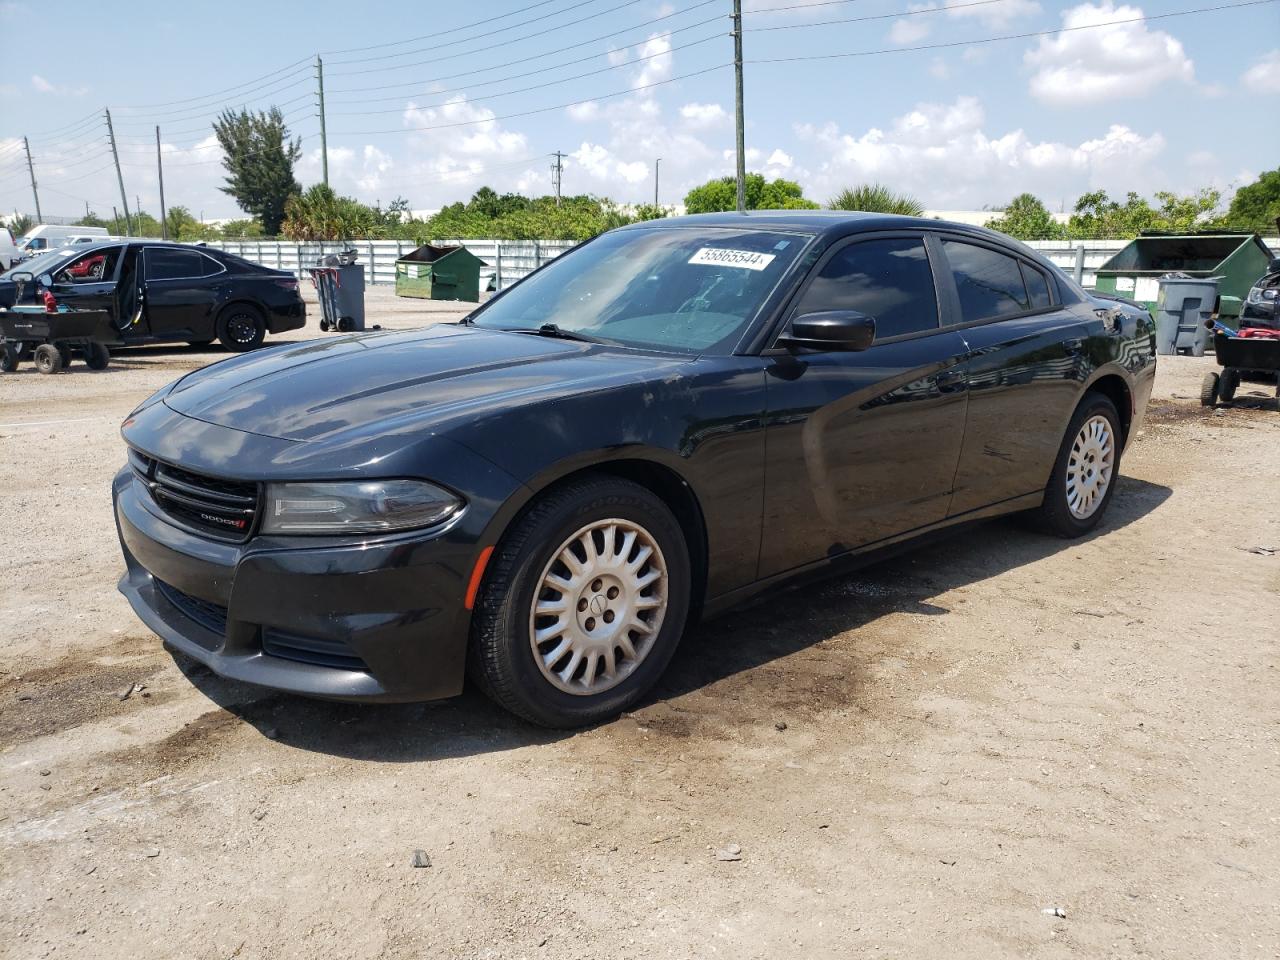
top-left (0, 225), bottom-right (21, 270)
top-left (17, 224), bottom-right (110, 256)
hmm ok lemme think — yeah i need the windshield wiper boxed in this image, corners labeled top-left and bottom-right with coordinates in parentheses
top-left (510, 323), bottom-right (607, 344)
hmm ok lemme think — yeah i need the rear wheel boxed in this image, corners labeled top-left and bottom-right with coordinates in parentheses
top-left (33, 343), bottom-right (64, 374)
top-left (1200, 371), bottom-right (1220, 406)
top-left (469, 475), bottom-right (691, 728)
top-left (56, 343), bottom-right (73, 369)
top-left (217, 305), bottom-right (266, 352)
top-left (1218, 367), bottom-right (1239, 402)
top-left (0, 342), bottom-right (20, 373)
top-left (1031, 393), bottom-right (1121, 538)
top-left (84, 342), bottom-right (110, 370)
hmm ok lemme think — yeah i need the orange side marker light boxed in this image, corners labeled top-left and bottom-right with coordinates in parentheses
top-left (464, 546), bottom-right (495, 610)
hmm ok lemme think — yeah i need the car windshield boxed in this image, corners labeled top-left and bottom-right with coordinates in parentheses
top-left (1, 248), bottom-right (80, 278)
top-left (470, 226), bottom-right (813, 354)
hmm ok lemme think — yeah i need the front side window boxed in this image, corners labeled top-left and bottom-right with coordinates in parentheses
top-left (792, 237), bottom-right (939, 340)
top-left (55, 248), bottom-right (120, 283)
top-left (943, 240), bottom-right (1030, 322)
top-left (145, 248), bottom-right (210, 281)
top-left (470, 227), bottom-right (812, 354)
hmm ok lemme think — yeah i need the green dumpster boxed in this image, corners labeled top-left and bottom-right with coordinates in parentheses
top-left (394, 244), bottom-right (486, 302)
top-left (1093, 232), bottom-right (1273, 320)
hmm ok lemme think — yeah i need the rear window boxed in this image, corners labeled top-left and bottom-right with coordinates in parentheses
top-left (145, 248), bottom-right (220, 280)
top-left (942, 240), bottom-right (1029, 322)
top-left (1021, 262), bottom-right (1052, 309)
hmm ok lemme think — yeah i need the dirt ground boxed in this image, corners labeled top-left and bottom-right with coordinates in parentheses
top-left (1, 289), bottom-right (1277, 960)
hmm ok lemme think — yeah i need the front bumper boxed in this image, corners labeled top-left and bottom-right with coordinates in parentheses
top-left (114, 467), bottom-right (474, 702)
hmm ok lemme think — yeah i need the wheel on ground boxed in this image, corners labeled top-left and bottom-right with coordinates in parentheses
top-left (216, 304), bottom-right (266, 352)
top-left (33, 343), bottom-right (64, 374)
top-left (1200, 371), bottom-right (1219, 406)
top-left (1, 342), bottom-right (20, 373)
top-left (84, 342), bottom-right (110, 370)
top-left (1217, 367), bottom-right (1239, 402)
top-left (469, 475), bottom-right (692, 728)
top-left (56, 343), bottom-right (73, 369)
top-left (1031, 393), bottom-right (1122, 538)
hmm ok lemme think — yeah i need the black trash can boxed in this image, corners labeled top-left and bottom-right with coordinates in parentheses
top-left (308, 249), bottom-right (366, 332)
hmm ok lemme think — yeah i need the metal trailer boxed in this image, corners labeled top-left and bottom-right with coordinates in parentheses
top-left (0, 307), bottom-right (117, 374)
top-left (1200, 330), bottom-right (1280, 407)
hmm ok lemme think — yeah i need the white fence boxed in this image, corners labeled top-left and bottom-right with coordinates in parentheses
top-left (205, 236), bottom-right (1279, 292)
top-left (205, 238), bottom-right (578, 290)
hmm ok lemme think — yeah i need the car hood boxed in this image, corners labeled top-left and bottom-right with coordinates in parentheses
top-left (163, 324), bottom-right (691, 443)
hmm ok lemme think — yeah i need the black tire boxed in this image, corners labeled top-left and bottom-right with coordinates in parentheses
top-left (33, 343), bottom-right (64, 374)
top-left (1031, 393), bottom-right (1122, 539)
top-left (216, 304), bottom-right (266, 352)
top-left (469, 475), bottom-right (692, 728)
top-left (56, 343), bottom-right (73, 369)
top-left (84, 342), bottom-right (110, 370)
top-left (1218, 368), bottom-right (1239, 403)
top-left (1200, 371), bottom-right (1219, 407)
top-left (0, 342), bottom-right (19, 373)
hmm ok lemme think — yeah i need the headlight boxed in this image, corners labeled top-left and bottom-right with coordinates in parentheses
top-left (1247, 285), bottom-right (1262, 304)
top-left (261, 480), bottom-right (462, 535)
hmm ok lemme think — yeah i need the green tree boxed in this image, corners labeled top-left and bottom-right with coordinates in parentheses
top-left (1153, 188), bottom-right (1221, 233)
top-left (8, 213), bottom-right (36, 236)
top-left (213, 107), bottom-right (301, 235)
top-left (632, 203), bottom-right (667, 221)
top-left (219, 218), bottom-right (265, 239)
top-left (827, 183), bottom-right (924, 217)
top-left (1218, 168), bottom-right (1280, 233)
top-left (1067, 191), bottom-right (1159, 239)
top-left (987, 193), bottom-right (1065, 240)
top-left (74, 211), bottom-right (108, 229)
top-left (280, 183), bottom-right (377, 240)
top-left (683, 173), bottom-right (819, 214)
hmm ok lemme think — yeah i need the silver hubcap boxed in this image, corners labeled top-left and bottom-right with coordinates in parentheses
top-left (1066, 414), bottom-right (1114, 519)
top-left (529, 519), bottom-right (668, 696)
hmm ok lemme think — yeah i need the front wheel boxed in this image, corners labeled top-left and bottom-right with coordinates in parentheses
top-left (33, 343), bottom-right (64, 374)
top-left (469, 475), bottom-right (692, 728)
top-left (1218, 368), bottom-right (1239, 403)
top-left (1031, 393), bottom-right (1122, 538)
top-left (217, 305), bottom-right (266, 352)
top-left (0, 342), bottom-right (19, 373)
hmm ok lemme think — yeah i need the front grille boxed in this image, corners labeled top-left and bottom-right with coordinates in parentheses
top-left (262, 628), bottom-right (368, 671)
top-left (155, 578), bottom-right (227, 639)
top-left (130, 450), bottom-right (259, 541)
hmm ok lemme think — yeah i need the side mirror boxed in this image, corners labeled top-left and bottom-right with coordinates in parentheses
top-left (8, 270), bottom-right (33, 284)
top-left (782, 310), bottom-right (876, 351)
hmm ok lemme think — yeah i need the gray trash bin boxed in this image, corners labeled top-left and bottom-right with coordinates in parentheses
top-left (308, 249), bottom-right (366, 333)
top-left (1154, 275), bottom-right (1219, 356)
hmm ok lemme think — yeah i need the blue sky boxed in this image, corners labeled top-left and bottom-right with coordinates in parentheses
top-left (0, 0), bottom-right (1277, 221)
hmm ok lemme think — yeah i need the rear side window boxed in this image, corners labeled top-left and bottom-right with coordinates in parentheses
top-left (793, 237), bottom-right (939, 339)
top-left (1021, 261), bottom-right (1052, 309)
top-left (145, 248), bottom-right (215, 280)
top-left (942, 240), bottom-right (1029, 322)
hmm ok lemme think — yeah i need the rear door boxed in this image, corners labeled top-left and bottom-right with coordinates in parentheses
top-left (758, 232), bottom-right (970, 579)
top-left (937, 236), bottom-right (1090, 515)
top-left (142, 247), bottom-right (224, 340)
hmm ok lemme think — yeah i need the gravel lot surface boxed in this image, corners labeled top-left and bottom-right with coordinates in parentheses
top-left (1, 289), bottom-right (1277, 959)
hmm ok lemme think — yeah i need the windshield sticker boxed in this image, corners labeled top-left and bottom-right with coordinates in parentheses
top-left (688, 247), bottom-right (777, 271)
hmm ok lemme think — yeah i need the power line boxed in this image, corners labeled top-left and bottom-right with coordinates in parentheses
top-left (328, 0), bottom-right (632, 68)
top-left (330, 0), bottom-right (645, 76)
top-left (326, 33), bottom-right (723, 117)
top-left (747, 0), bottom-right (1011, 31)
top-left (746, 0), bottom-right (1278, 63)
top-left (108, 57), bottom-right (313, 111)
top-left (326, 0), bottom-right (722, 101)
top-left (319, 0), bottom-right (566, 56)
top-left (332, 62), bottom-right (730, 136)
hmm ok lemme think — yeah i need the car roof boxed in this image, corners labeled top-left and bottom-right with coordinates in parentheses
top-left (620, 210), bottom-right (1014, 243)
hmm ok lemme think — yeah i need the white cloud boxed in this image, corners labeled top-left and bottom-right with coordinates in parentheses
top-left (1024, 2), bottom-right (1195, 105)
top-left (31, 74), bottom-right (53, 93)
top-left (567, 102), bottom-right (600, 122)
top-left (403, 95), bottom-right (527, 158)
top-left (795, 95), bottom-right (1167, 206)
top-left (607, 47), bottom-right (629, 67)
top-left (571, 142), bottom-right (650, 184)
top-left (928, 57), bottom-right (951, 79)
top-left (679, 102), bottom-right (728, 128)
top-left (766, 149), bottom-right (794, 171)
top-left (889, 13), bottom-right (933, 45)
top-left (1241, 49), bottom-right (1280, 92)
top-left (945, 0), bottom-right (1040, 27)
top-left (632, 33), bottom-right (673, 89)
top-left (30, 73), bottom-right (87, 97)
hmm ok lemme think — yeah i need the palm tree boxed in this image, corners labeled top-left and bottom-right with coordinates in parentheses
top-left (827, 184), bottom-right (925, 217)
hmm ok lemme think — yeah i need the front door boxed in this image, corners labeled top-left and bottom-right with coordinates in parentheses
top-left (141, 246), bottom-right (221, 340)
top-left (759, 233), bottom-right (970, 579)
top-left (46, 246), bottom-right (123, 315)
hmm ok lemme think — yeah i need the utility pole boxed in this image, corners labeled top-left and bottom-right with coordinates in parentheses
top-left (731, 0), bottom-right (746, 213)
top-left (22, 137), bottom-right (42, 223)
top-left (104, 109), bottom-right (132, 236)
top-left (156, 126), bottom-right (168, 240)
top-left (654, 157), bottom-right (661, 208)
top-left (551, 151), bottom-right (564, 207)
top-left (316, 55), bottom-right (329, 187)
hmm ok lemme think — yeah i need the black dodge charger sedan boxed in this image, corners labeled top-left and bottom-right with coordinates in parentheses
top-left (114, 212), bottom-right (1156, 727)
top-left (1, 240), bottom-right (305, 351)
